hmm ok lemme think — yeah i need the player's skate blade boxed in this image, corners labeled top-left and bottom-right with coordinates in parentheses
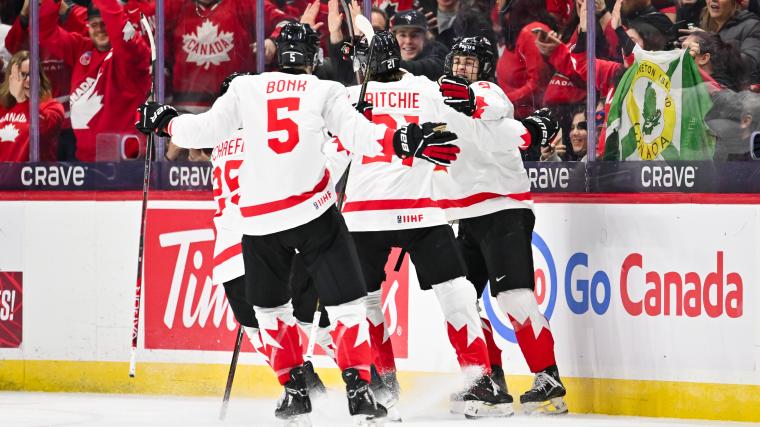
top-left (275, 367), bottom-right (312, 421)
top-left (282, 414), bottom-right (312, 427)
top-left (369, 366), bottom-right (401, 422)
top-left (450, 375), bottom-right (514, 418)
top-left (463, 400), bottom-right (514, 419)
top-left (522, 396), bottom-right (568, 415)
top-left (343, 368), bottom-right (387, 425)
top-left (520, 365), bottom-right (568, 415)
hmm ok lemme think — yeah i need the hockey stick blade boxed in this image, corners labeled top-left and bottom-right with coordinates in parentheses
top-left (354, 14), bottom-right (375, 43)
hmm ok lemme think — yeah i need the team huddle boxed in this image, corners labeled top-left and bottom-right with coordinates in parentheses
top-left (136, 21), bottom-right (566, 426)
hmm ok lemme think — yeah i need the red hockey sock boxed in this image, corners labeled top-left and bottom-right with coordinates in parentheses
top-left (496, 289), bottom-right (556, 373)
top-left (481, 316), bottom-right (503, 368)
top-left (435, 277), bottom-right (491, 375)
top-left (366, 289), bottom-right (397, 375)
top-left (326, 299), bottom-right (373, 382)
top-left (368, 319), bottom-right (397, 375)
top-left (254, 304), bottom-right (304, 385)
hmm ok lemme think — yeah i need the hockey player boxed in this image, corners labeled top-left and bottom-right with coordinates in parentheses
top-left (338, 30), bottom-right (518, 419)
top-left (437, 36), bottom-right (568, 415)
top-left (136, 22), bottom-right (459, 425)
top-left (211, 73), bottom-right (326, 398)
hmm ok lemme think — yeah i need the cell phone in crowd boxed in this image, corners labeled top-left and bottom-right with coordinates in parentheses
top-left (531, 27), bottom-right (549, 42)
top-left (750, 131), bottom-right (760, 160)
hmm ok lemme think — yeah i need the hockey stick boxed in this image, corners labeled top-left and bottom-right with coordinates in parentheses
top-left (393, 249), bottom-right (406, 272)
top-left (338, 0), bottom-right (362, 84)
top-left (219, 325), bottom-right (244, 420)
top-left (129, 15), bottom-right (157, 378)
top-left (304, 300), bottom-right (321, 359)
top-left (332, 15), bottom-right (377, 211)
top-left (354, 15), bottom-right (376, 105)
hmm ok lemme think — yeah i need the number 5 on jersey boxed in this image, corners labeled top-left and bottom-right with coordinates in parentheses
top-left (268, 97), bottom-right (300, 154)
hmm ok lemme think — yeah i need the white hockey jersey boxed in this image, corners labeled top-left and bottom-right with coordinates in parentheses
top-left (433, 81), bottom-right (534, 221)
top-left (169, 71), bottom-right (392, 235)
top-left (210, 128), bottom-right (245, 285)
top-left (341, 73), bottom-right (454, 231)
top-left (340, 73), bottom-right (529, 231)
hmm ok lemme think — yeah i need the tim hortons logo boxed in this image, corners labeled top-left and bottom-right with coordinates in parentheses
top-left (144, 208), bottom-right (244, 351)
top-left (144, 208), bottom-right (409, 356)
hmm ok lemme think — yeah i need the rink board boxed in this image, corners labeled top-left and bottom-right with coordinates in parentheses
top-left (0, 192), bottom-right (758, 422)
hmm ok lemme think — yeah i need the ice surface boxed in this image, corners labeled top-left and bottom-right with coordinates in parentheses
top-left (1, 391), bottom-right (756, 427)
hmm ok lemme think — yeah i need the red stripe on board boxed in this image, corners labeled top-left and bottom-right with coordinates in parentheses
top-left (0, 190), bottom-right (213, 201)
top-left (531, 193), bottom-right (760, 204)
top-left (214, 243), bottom-right (242, 267)
top-left (342, 192), bottom-right (533, 212)
top-left (239, 169), bottom-right (331, 217)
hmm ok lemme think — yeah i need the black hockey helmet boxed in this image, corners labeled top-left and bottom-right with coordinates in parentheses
top-left (219, 72), bottom-right (252, 96)
top-left (354, 30), bottom-right (401, 77)
top-left (277, 23), bottom-right (321, 69)
top-left (444, 36), bottom-right (496, 82)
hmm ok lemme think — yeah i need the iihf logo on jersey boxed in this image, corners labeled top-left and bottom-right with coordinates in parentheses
top-left (397, 214), bottom-right (423, 224)
top-left (312, 190), bottom-right (332, 209)
top-left (482, 232), bottom-right (558, 343)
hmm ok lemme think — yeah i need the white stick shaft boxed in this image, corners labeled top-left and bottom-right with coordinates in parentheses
top-left (129, 347), bottom-right (136, 377)
top-left (305, 310), bottom-right (322, 358)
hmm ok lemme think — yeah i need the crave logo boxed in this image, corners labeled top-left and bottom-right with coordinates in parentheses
top-left (0, 272), bottom-right (22, 348)
top-left (483, 232), bottom-right (744, 343)
top-left (144, 208), bottom-right (409, 356)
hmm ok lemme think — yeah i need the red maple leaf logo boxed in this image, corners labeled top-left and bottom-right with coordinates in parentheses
top-left (472, 95), bottom-right (489, 119)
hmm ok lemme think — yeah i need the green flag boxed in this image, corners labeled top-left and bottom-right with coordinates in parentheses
top-left (604, 46), bottom-right (715, 160)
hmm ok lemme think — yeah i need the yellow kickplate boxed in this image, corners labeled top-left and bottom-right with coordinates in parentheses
top-left (1, 360), bottom-right (758, 422)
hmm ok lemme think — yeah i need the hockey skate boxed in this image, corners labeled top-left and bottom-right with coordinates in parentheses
top-left (370, 365), bottom-right (402, 422)
top-left (302, 360), bottom-right (327, 400)
top-left (343, 368), bottom-right (388, 426)
top-left (275, 366), bottom-right (312, 426)
top-left (490, 364), bottom-right (508, 396)
top-left (450, 374), bottom-right (514, 419)
top-left (520, 365), bottom-right (568, 415)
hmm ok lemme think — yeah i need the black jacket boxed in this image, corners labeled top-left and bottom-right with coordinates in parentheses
top-left (400, 39), bottom-right (449, 81)
top-left (718, 11), bottom-right (760, 84)
top-left (623, 5), bottom-right (675, 42)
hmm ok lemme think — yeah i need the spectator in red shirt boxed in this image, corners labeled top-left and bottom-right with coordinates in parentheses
top-left (164, 0), bottom-right (294, 113)
top-left (6, 0), bottom-right (88, 160)
top-left (0, 50), bottom-right (64, 162)
top-left (496, 0), bottom-right (555, 119)
top-left (38, 0), bottom-right (152, 162)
